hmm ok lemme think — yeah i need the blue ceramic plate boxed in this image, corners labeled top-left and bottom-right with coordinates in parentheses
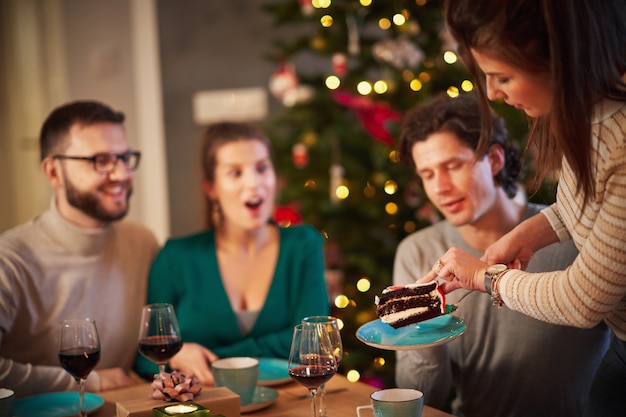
top-left (356, 315), bottom-right (466, 351)
top-left (14, 392), bottom-right (105, 417)
top-left (257, 357), bottom-right (291, 386)
top-left (241, 386), bottom-right (278, 413)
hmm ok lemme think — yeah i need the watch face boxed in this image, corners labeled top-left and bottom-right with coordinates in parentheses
top-left (488, 264), bottom-right (508, 274)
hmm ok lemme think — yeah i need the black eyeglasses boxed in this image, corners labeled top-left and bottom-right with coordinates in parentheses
top-left (53, 150), bottom-right (141, 173)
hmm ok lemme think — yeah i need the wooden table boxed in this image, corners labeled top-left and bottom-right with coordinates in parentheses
top-left (97, 375), bottom-right (453, 417)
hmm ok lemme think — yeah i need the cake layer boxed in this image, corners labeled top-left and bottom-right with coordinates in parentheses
top-left (375, 281), bottom-right (445, 328)
top-left (377, 295), bottom-right (442, 316)
top-left (381, 308), bottom-right (443, 329)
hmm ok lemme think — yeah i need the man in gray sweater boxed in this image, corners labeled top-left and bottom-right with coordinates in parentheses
top-left (393, 94), bottom-right (610, 417)
top-left (0, 101), bottom-right (159, 397)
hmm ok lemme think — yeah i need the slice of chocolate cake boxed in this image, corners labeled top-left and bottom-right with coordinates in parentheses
top-left (375, 281), bottom-right (446, 328)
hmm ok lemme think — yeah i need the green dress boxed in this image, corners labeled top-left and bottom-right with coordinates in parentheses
top-left (134, 224), bottom-right (329, 378)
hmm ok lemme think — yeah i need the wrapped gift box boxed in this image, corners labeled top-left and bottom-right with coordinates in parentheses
top-left (115, 386), bottom-right (240, 417)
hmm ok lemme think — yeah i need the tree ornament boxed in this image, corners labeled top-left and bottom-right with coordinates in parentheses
top-left (269, 61), bottom-right (299, 102)
top-left (274, 204), bottom-right (302, 227)
top-left (283, 85), bottom-right (315, 107)
top-left (346, 14), bottom-right (360, 56)
top-left (372, 37), bottom-right (424, 70)
top-left (329, 164), bottom-right (345, 203)
top-left (332, 52), bottom-right (348, 77)
top-left (292, 142), bottom-right (309, 168)
top-left (298, 0), bottom-right (314, 17)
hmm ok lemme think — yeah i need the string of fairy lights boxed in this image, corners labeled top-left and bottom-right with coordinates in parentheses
top-left (288, 0), bottom-right (475, 384)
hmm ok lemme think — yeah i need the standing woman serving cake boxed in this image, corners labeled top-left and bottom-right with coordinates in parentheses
top-left (134, 122), bottom-right (329, 385)
top-left (418, 0), bottom-right (626, 415)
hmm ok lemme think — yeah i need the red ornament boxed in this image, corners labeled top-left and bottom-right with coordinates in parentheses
top-left (332, 53), bottom-right (348, 77)
top-left (292, 142), bottom-right (309, 168)
top-left (274, 205), bottom-right (302, 227)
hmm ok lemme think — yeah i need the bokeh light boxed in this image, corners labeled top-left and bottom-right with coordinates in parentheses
top-left (325, 75), bottom-right (341, 90)
top-left (356, 278), bottom-right (371, 292)
top-left (373, 80), bottom-right (388, 94)
top-left (447, 86), bottom-right (460, 98)
top-left (312, 0), bottom-right (331, 8)
top-left (461, 79), bottom-right (474, 92)
top-left (334, 294), bottom-right (349, 309)
top-left (336, 318), bottom-right (344, 330)
top-left (346, 369), bottom-right (361, 382)
top-left (383, 180), bottom-right (398, 195)
top-left (320, 15), bottom-right (333, 27)
top-left (357, 81), bottom-right (373, 95)
top-left (378, 18), bottom-right (391, 30)
top-left (393, 14), bottom-right (406, 26)
top-left (373, 357), bottom-right (386, 367)
top-left (410, 79), bottom-right (423, 91)
top-left (335, 185), bottom-right (350, 199)
top-left (443, 50), bottom-right (457, 64)
top-left (385, 202), bottom-right (398, 214)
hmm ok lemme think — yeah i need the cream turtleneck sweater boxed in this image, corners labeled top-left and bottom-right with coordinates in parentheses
top-left (0, 200), bottom-right (159, 398)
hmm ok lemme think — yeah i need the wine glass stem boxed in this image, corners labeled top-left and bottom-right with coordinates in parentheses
top-left (319, 384), bottom-right (328, 417)
top-left (310, 389), bottom-right (325, 417)
top-left (78, 378), bottom-right (86, 417)
top-left (158, 363), bottom-right (166, 377)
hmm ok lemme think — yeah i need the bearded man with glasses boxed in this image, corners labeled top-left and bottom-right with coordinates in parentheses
top-left (0, 100), bottom-right (159, 398)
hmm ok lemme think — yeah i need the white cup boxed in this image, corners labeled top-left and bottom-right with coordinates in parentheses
top-left (356, 388), bottom-right (424, 417)
top-left (212, 357), bottom-right (259, 405)
top-left (0, 388), bottom-right (14, 417)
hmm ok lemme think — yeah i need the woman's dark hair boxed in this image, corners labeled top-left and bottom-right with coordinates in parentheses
top-left (398, 93), bottom-right (521, 198)
top-left (39, 100), bottom-right (125, 161)
top-left (200, 121), bottom-right (273, 229)
top-left (442, 0), bottom-right (626, 202)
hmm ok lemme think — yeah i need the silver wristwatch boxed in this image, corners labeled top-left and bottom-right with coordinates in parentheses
top-left (484, 264), bottom-right (508, 308)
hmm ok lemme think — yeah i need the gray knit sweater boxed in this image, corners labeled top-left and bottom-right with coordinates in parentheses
top-left (394, 204), bottom-right (611, 417)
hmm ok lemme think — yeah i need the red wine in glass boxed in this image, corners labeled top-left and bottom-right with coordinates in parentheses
top-left (302, 316), bottom-right (343, 417)
top-left (288, 364), bottom-right (336, 390)
top-left (59, 346), bottom-right (101, 379)
top-left (138, 335), bottom-right (182, 364)
top-left (137, 303), bottom-right (182, 375)
top-left (288, 324), bottom-right (337, 417)
top-left (58, 318), bottom-right (100, 417)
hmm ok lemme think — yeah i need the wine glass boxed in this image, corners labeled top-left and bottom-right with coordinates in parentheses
top-left (288, 323), bottom-right (337, 417)
top-left (137, 303), bottom-right (182, 376)
top-left (58, 318), bottom-right (101, 417)
top-left (302, 316), bottom-right (343, 417)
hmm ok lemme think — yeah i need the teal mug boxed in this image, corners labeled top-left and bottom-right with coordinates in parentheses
top-left (356, 388), bottom-right (424, 417)
top-left (211, 357), bottom-right (259, 406)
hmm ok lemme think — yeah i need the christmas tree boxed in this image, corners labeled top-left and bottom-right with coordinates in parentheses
top-left (262, 0), bottom-right (545, 388)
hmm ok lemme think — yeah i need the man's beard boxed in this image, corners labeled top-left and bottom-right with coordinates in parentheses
top-left (65, 180), bottom-right (132, 223)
